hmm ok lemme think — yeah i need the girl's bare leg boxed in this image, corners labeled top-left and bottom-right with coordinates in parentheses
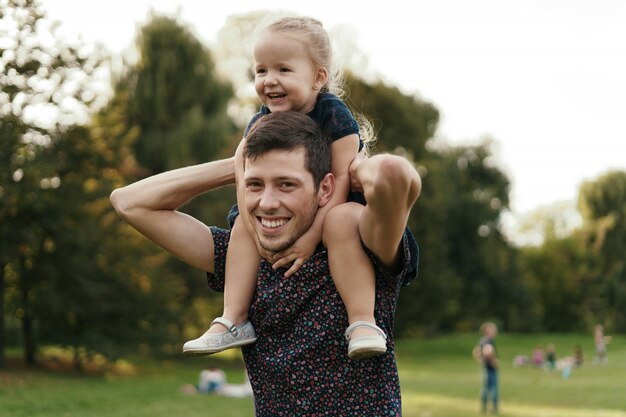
top-left (323, 202), bottom-right (379, 340)
top-left (207, 215), bottom-right (260, 333)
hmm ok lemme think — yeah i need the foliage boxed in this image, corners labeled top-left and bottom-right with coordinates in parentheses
top-left (578, 170), bottom-right (626, 330)
top-left (127, 14), bottom-right (237, 174)
top-left (398, 140), bottom-right (531, 334)
top-left (105, 14), bottom-right (240, 343)
top-left (0, 0), bottom-right (108, 365)
top-left (519, 234), bottom-right (599, 331)
top-left (343, 72), bottom-right (439, 161)
top-left (516, 169), bottom-right (626, 333)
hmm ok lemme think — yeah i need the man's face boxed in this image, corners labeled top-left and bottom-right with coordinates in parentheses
top-left (243, 148), bottom-right (322, 253)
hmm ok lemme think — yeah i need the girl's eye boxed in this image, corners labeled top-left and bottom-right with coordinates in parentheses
top-left (280, 67), bottom-right (291, 72)
top-left (256, 68), bottom-right (266, 75)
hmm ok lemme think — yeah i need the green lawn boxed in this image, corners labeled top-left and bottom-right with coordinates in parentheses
top-left (1, 333), bottom-right (624, 417)
top-left (398, 333), bottom-right (626, 417)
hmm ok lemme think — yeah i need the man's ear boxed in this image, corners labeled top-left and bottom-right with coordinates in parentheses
top-left (317, 173), bottom-right (335, 207)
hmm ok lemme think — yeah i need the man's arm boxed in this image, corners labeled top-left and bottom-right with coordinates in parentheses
top-left (350, 153), bottom-right (421, 273)
top-left (110, 157), bottom-right (235, 273)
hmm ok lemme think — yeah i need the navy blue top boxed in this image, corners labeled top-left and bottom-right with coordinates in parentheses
top-left (479, 337), bottom-right (498, 371)
top-left (207, 226), bottom-right (419, 416)
top-left (245, 92), bottom-right (363, 151)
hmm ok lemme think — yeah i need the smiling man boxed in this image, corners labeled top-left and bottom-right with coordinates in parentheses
top-left (110, 111), bottom-right (421, 416)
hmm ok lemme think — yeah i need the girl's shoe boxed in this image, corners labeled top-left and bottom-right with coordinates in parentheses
top-left (183, 317), bottom-right (257, 356)
top-left (344, 321), bottom-right (388, 360)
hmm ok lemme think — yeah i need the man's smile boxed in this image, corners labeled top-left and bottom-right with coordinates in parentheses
top-left (260, 217), bottom-right (289, 229)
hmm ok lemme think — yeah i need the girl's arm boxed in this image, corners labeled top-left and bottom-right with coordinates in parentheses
top-left (272, 134), bottom-right (360, 276)
top-left (110, 157), bottom-right (236, 273)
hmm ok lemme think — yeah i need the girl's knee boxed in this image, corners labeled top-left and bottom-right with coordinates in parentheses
top-left (368, 155), bottom-right (421, 206)
top-left (322, 203), bottom-right (362, 242)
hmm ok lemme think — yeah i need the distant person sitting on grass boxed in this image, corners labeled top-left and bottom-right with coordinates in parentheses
top-left (545, 343), bottom-right (557, 371)
top-left (532, 344), bottom-right (545, 367)
top-left (180, 367), bottom-right (253, 398)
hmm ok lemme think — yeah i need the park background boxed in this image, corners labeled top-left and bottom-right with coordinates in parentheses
top-left (1, 0), bottom-right (625, 416)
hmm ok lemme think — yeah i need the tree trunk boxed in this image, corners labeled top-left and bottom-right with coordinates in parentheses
top-left (22, 313), bottom-right (36, 365)
top-left (0, 265), bottom-right (5, 368)
top-left (17, 255), bottom-right (36, 365)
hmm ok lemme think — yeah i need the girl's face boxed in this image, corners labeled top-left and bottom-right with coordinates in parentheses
top-left (253, 31), bottom-right (328, 114)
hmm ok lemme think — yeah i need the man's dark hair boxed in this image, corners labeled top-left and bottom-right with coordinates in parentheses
top-left (244, 111), bottom-right (332, 187)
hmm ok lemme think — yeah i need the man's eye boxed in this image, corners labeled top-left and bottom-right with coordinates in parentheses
top-left (246, 182), bottom-right (262, 190)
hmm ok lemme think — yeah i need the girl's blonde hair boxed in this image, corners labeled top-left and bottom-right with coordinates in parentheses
top-left (263, 17), bottom-right (375, 152)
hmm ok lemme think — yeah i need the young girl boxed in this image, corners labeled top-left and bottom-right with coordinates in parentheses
top-left (183, 16), bottom-right (386, 360)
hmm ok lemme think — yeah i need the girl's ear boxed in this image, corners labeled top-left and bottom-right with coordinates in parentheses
top-left (314, 67), bottom-right (329, 90)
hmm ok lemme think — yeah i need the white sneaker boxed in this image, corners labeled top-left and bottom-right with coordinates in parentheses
top-left (344, 321), bottom-right (387, 360)
top-left (183, 317), bottom-right (257, 356)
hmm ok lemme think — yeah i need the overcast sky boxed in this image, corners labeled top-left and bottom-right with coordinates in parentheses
top-left (42, 0), bottom-right (626, 217)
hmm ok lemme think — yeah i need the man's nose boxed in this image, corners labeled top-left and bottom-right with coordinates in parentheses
top-left (259, 188), bottom-right (280, 210)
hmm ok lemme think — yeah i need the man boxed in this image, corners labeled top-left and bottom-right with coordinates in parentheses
top-left (111, 111), bottom-right (421, 415)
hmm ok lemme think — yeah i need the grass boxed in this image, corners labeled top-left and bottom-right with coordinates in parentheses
top-left (1, 333), bottom-right (624, 417)
top-left (398, 333), bottom-right (626, 417)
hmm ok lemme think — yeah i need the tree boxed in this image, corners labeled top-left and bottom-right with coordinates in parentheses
top-left (395, 140), bottom-right (529, 334)
top-left (99, 14), bottom-right (240, 348)
top-left (343, 72), bottom-right (439, 161)
top-left (578, 170), bottom-right (626, 330)
top-left (0, 0), bottom-right (107, 365)
top-left (128, 14), bottom-right (236, 174)
top-left (519, 233), bottom-right (597, 331)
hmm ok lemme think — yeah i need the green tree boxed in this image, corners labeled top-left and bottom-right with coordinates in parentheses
top-left (343, 72), bottom-right (439, 161)
top-left (578, 170), bottom-right (626, 330)
top-left (397, 141), bottom-right (528, 334)
top-left (128, 14), bottom-right (236, 174)
top-left (0, 0), bottom-right (107, 365)
top-left (519, 233), bottom-right (597, 331)
top-left (103, 15), bottom-right (240, 346)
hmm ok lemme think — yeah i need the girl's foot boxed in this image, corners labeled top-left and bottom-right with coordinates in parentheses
top-left (344, 321), bottom-right (387, 360)
top-left (183, 317), bottom-right (257, 356)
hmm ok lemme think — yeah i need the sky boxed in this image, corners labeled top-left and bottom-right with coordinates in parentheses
top-left (42, 0), bottom-right (626, 219)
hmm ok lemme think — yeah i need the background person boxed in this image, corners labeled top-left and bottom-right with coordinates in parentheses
top-left (473, 322), bottom-right (499, 415)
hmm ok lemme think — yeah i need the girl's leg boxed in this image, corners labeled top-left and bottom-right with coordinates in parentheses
top-left (182, 216), bottom-right (260, 355)
top-left (208, 215), bottom-right (260, 332)
top-left (209, 137), bottom-right (260, 332)
top-left (182, 140), bottom-right (260, 355)
top-left (323, 203), bottom-right (381, 341)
